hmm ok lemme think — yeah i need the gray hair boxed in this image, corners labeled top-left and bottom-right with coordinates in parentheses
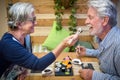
top-left (88, 0), bottom-right (117, 27)
top-left (8, 2), bottom-right (34, 30)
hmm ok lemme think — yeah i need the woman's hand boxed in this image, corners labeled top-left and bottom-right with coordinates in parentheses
top-left (64, 35), bottom-right (79, 47)
top-left (52, 34), bottom-right (78, 58)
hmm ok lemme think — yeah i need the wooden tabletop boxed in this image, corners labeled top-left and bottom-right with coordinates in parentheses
top-left (25, 52), bottom-right (99, 80)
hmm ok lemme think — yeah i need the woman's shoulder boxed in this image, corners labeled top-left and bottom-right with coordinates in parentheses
top-left (1, 32), bottom-right (13, 41)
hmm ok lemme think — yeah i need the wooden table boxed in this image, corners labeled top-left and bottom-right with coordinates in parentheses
top-left (25, 52), bottom-right (99, 80)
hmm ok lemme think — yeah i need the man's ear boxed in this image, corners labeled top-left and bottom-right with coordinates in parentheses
top-left (103, 16), bottom-right (109, 26)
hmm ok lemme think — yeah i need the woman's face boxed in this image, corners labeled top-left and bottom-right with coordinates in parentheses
top-left (20, 12), bottom-right (37, 34)
top-left (85, 7), bottom-right (104, 36)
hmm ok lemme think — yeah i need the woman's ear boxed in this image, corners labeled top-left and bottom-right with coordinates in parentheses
top-left (102, 16), bottom-right (109, 26)
top-left (16, 21), bottom-right (21, 26)
top-left (16, 22), bottom-right (23, 29)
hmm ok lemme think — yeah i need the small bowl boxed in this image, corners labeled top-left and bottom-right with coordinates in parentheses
top-left (42, 67), bottom-right (53, 75)
top-left (72, 59), bottom-right (82, 65)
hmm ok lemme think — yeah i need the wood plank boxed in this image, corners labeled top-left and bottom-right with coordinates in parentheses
top-left (17, 0), bottom-right (88, 5)
top-left (30, 26), bottom-right (90, 36)
top-left (34, 5), bottom-right (88, 14)
top-left (79, 35), bottom-right (93, 42)
top-left (31, 35), bottom-right (93, 44)
top-left (35, 14), bottom-right (86, 26)
top-left (77, 0), bottom-right (88, 4)
top-left (36, 14), bottom-right (87, 19)
top-left (35, 5), bottom-right (55, 14)
top-left (9, 0), bottom-right (88, 14)
top-left (76, 5), bottom-right (88, 14)
top-left (31, 36), bottom-right (47, 44)
top-left (36, 19), bottom-right (86, 26)
top-left (30, 27), bottom-right (51, 36)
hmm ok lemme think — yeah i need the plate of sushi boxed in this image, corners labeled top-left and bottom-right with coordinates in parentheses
top-left (54, 56), bottom-right (73, 76)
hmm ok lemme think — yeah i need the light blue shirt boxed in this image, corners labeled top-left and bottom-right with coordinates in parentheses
top-left (86, 26), bottom-right (120, 80)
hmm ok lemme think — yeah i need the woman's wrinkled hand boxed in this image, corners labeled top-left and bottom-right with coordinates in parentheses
top-left (64, 35), bottom-right (79, 47)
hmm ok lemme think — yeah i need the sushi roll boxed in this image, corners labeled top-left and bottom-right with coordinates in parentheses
top-left (61, 67), bottom-right (66, 72)
top-left (55, 67), bottom-right (60, 72)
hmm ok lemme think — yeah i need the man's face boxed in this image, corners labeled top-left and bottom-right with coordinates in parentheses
top-left (85, 7), bottom-right (104, 36)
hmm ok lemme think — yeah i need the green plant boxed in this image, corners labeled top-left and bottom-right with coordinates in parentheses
top-left (54, 0), bottom-right (77, 32)
top-left (68, 7), bottom-right (77, 34)
top-left (54, 0), bottom-right (65, 30)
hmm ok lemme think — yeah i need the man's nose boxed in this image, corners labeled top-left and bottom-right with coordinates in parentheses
top-left (85, 18), bottom-right (90, 25)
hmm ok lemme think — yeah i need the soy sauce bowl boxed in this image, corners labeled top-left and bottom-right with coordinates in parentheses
top-left (72, 59), bottom-right (82, 65)
top-left (42, 67), bottom-right (53, 75)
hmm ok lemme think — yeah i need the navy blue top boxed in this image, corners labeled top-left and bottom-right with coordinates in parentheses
top-left (0, 33), bottom-right (56, 77)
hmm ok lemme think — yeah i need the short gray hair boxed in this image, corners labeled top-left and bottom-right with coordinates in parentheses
top-left (8, 2), bottom-right (34, 30)
top-left (88, 0), bottom-right (117, 27)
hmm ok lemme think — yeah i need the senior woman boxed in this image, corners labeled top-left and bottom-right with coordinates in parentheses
top-left (0, 2), bottom-right (78, 80)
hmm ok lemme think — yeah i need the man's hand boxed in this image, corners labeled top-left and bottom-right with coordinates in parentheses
top-left (79, 69), bottom-right (93, 80)
top-left (75, 45), bottom-right (86, 56)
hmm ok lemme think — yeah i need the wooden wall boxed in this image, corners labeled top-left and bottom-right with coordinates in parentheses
top-left (0, 0), bottom-right (8, 38)
top-left (5, 0), bottom-right (119, 51)
top-left (6, 0), bottom-right (92, 41)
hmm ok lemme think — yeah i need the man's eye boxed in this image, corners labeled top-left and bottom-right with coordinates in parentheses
top-left (89, 16), bottom-right (94, 20)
